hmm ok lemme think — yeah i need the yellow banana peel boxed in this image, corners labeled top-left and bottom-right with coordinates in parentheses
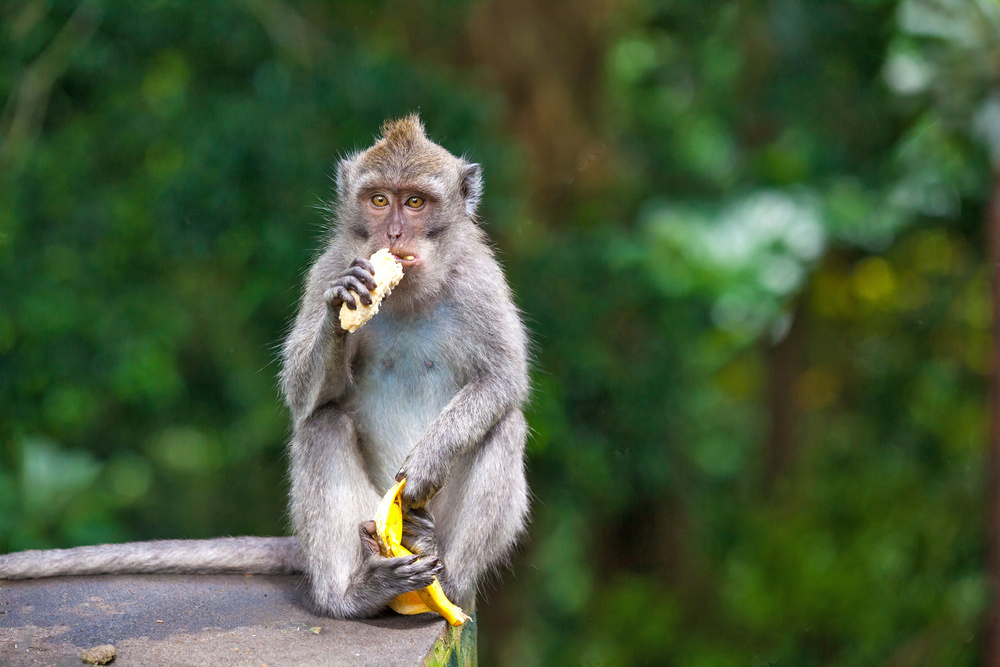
top-left (374, 479), bottom-right (471, 627)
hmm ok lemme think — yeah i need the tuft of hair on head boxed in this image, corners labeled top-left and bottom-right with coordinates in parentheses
top-left (377, 114), bottom-right (427, 150)
top-left (335, 114), bottom-right (485, 221)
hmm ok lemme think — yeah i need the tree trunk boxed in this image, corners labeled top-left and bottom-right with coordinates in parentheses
top-left (985, 173), bottom-right (1000, 667)
top-left (763, 309), bottom-right (802, 497)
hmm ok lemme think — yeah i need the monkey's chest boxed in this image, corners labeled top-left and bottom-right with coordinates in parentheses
top-left (349, 317), bottom-right (462, 489)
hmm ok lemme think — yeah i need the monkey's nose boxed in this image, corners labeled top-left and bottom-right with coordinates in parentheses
top-left (386, 216), bottom-right (404, 243)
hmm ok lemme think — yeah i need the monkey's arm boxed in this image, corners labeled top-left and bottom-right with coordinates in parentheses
top-left (281, 254), bottom-right (374, 423)
top-left (281, 305), bottom-right (348, 422)
top-left (398, 373), bottom-right (520, 508)
top-left (398, 286), bottom-right (529, 508)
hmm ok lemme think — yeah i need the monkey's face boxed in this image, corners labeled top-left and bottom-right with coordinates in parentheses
top-left (361, 188), bottom-right (434, 272)
top-left (349, 178), bottom-right (460, 305)
top-left (335, 117), bottom-right (483, 301)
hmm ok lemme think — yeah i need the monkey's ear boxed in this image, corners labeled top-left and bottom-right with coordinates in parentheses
top-left (460, 163), bottom-right (483, 218)
top-left (336, 154), bottom-right (358, 201)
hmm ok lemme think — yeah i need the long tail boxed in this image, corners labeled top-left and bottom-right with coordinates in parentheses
top-left (0, 536), bottom-right (304, 580)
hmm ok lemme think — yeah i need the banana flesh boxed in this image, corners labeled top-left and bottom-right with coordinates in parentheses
top-left (374, 479), bottom-right (471, 626)
top-left (339, 248), bottom-right (404, 333)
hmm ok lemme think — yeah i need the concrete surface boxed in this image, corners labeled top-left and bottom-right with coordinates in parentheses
top-left (0, 574), bottom-right (473, 666)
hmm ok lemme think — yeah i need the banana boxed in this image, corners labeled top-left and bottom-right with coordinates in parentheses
top-left (387, 591), bottom-right (430, 616)
top-left (374, 479), bottom-right (471, 627)
top-left (339, 248), bottom-right (405, 333)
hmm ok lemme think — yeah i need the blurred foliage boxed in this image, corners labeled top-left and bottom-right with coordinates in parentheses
top-left (1, 0), bottom-right (997, 665)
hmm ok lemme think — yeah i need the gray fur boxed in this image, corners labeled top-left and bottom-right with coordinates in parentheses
top-left (0, 117), bottom-right (530, 620)
top-left (281, 117), bottom-right (530, 615)
top-left (0, 537), bottom-right (302, 579)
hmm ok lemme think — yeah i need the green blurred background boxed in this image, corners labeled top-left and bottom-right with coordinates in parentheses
top-left (1, 0), bottom-right (997, 664)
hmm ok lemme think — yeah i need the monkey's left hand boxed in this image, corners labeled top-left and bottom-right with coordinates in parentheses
top-left (400, 507), bottom-right (439, 559)
top-left (395, 456), bottom-right (446, 508)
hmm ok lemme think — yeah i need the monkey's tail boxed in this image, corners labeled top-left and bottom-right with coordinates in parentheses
top-left (0, 536), bottom-right (304, 580)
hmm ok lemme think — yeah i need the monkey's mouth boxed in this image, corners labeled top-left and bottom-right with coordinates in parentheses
top-left (391, 252), bottom-right (420, 268)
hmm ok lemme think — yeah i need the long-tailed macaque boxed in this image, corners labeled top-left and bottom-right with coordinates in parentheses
top-left (0, 116), bottom-right (531, 619)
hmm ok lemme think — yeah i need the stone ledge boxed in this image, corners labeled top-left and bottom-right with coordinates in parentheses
top-left (0, 574), bottom-right (474, 666)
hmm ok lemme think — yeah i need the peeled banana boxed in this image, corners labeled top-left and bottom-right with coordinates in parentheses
top-left (339, 248), bottom-right (404, 333)
top-left (374, 479), bottom-right (471, 627)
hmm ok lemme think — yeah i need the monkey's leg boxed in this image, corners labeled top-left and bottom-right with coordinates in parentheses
top-left (428, 409), bottom-right (530, 606)
top-left (289, 404), bottom-right (443, 618)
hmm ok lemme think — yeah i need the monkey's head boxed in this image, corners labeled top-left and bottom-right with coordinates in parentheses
top-left (333, 115), bottom-right (483, 302)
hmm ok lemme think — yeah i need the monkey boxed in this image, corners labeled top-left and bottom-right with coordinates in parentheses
top-left (281, 114), bottom-right (531, 616)
top-left (0, 115), bottom-right (531, 620)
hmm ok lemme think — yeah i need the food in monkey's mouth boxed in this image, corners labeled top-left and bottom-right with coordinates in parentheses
top-left (374, 479), bottom-right (471, 626)
top-left (393, 252), bottom-right (418, 267)
top-left (339, 248), bottom-right (405, 333)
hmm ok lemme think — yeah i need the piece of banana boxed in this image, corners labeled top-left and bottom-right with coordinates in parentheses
top-left (374, 479), bottom-right (471, 627)
top-left (339, 248), bottom-right (404, 333)
top-left (387, 591), bottom-right (429, 616)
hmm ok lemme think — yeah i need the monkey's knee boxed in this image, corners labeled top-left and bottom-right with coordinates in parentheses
top-left (483, 409), bottom-right (529, 506)
top-left (288, 403), bottom-right (359, 499)
top-left (431, 410), bottom-right (529, 601)
top-left (288, 404), bottom-right (362, 484)
top-left (491, 408), bottom-right (528, 457)
top-left (288, 402), bottom-right (375, 594)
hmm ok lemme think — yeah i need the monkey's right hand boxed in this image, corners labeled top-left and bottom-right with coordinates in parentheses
top-left (324, 258), bottom-right (377, 332)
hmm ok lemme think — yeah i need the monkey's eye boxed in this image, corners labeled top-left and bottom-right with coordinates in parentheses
top-left (404, 196), bottom-right (425, 208)
top-left (371, 194), bottom-right (389, 208)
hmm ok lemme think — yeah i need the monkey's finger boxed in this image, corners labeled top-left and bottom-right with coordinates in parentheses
top-left (421, 557), bottom-right (444, 578)
top-left (340, 277), bottom-right (374, 305)
top-left (324, 284), bottom-right (350, 307)
top-left (386, 554), bottom-right (421, 570)
top-left (343, 265), bottom-right (378, 291)
top-left (402, 496), bottom-right (425, 510)
top-left (326, 285), bottom-right (356, 310)
top-left (393, 555), bottom-right (443, 583)
top-left (401, 484), bottom-right (439, 509)
top-left (350, 257), bottom-right (376, 276)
